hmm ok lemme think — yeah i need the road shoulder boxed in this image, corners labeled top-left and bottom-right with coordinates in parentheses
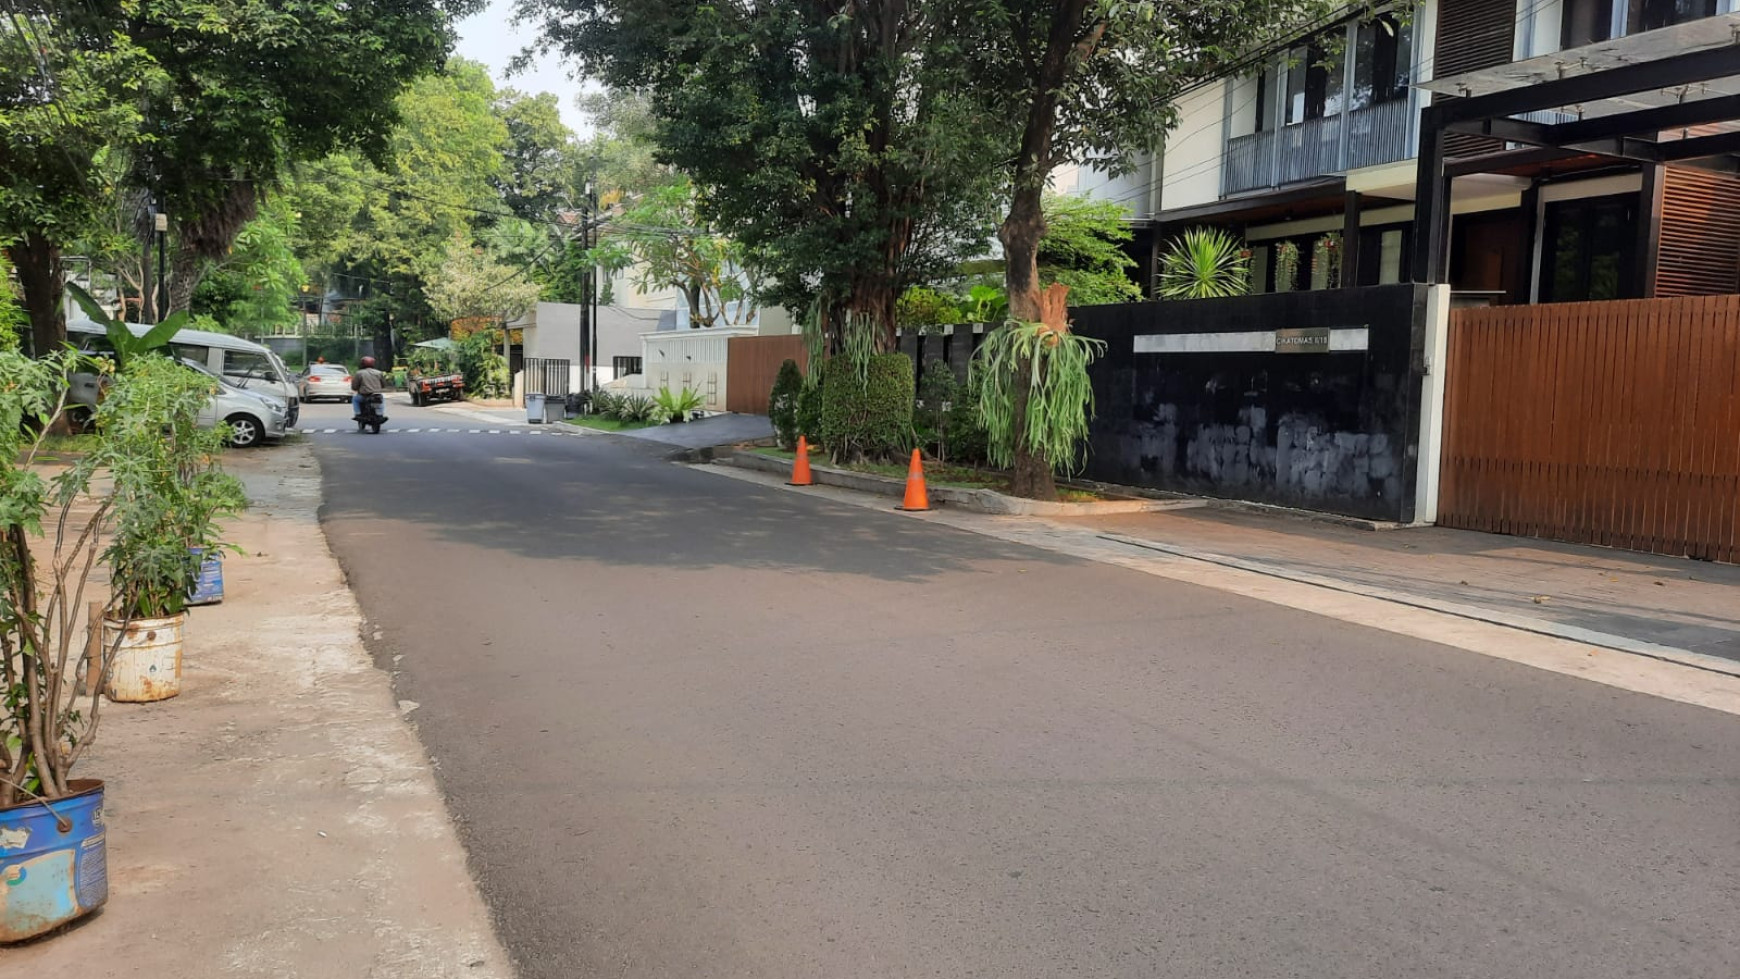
top-left (8, 442), bottom-right (512, 978)
top-left (699, 462), bottom-right (1740, 717)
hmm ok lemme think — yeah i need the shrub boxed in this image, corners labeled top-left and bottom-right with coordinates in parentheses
top-left (621, 394), bottom-right (658, 423)
top-left (820, 352), bottom-right (914, 463)
top-left (797, 359), bottom-right (826, 447)
top-left (769, 358), bottom-right (803, 448)
top-left (455, 329), bottom-right (510, 398)
top-left (915, 359), bottom-right (957, 458)
top-left (946, 369), bottom-right (991, 466)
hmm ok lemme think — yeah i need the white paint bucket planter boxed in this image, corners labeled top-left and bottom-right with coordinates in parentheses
top-left (103, 614), bottom-right (185, 703)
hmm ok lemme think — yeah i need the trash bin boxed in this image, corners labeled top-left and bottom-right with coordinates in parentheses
top-left (542, 398), bottom-right (566, 424)
top-left (525, 392), bottom-right (546, 424)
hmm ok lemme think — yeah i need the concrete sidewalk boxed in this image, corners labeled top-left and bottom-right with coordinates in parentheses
top-left (9, 444), bottom-right (509, 978)
top-left (1067, 507), bottom-right (1740, 666)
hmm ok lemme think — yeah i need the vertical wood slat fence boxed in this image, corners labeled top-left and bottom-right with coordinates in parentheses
top-left (724, 335), bottom-right (808, 415)
top-left (1439, 295), bottom-right (1740, 563)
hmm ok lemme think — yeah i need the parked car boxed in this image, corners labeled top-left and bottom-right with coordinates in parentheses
top-left (298, 364), bottom-right (352, 402)
top-left (181, 359), bottom-right (290, 447)
top-left (67, 318), bottom-right (300, 426)
top-left (63, 353), bottom-right (288, 448)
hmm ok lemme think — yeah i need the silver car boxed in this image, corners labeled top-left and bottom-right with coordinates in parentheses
top-left (298, 363), bottom-right (352, 402)
top-left (183, 360), bottom-right (289, 447)
top-left (64, 356), bottom-right (288, 448)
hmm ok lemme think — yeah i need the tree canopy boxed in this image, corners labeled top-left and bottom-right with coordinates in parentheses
top-left (518, 0), bottom-right (1011, 347)
top-left (1, 0), bottom-right (479, 349)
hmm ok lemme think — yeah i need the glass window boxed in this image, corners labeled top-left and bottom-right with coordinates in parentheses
top-left (1627, 0), bottom-right (1718, 32)
top-left (221, 350), bottom-right (280, 388)
top-left (1540, 195), bottom-right (1637, 303)
top-left (1253, 70), bottom-right (1270, 133)
top-left (170, 342), bottom-right (211, 368)
top-left (1561, 0), bottom-right (1614, 49)
top-left (1351, 15), bottom-right (1412, 109)
top-left (1379, 230), bottom-right (1404, 285)
top-left (1285, 48), bottom-right (1309, 125)
top-left (1249, 246), bottom-right (1271, 295)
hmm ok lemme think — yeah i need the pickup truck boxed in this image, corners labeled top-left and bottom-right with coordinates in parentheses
top-left (407, 370), bottom-right (465, 406)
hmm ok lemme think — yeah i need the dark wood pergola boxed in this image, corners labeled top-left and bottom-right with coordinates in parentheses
top-left (1412, 26), bottom-right (1740, 286)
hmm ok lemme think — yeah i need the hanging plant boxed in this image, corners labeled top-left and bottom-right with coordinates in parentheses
top-left (1155, 227), bottom-right (1251, 300)
top-left (972, 320), bottom-right (1106, 475)
top-left (1313, 232), bottom-right (1342, 289)
top-left (1273, 240), bottom-right (1301, 292)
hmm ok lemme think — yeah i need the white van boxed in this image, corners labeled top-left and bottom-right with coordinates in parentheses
top-left (67, 319), bottom-right (301, 427)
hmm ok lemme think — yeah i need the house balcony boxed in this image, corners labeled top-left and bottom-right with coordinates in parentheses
top-left (1223, 97), bottom-right (1416, 196)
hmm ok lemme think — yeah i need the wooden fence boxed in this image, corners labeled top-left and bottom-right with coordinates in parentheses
top-left (1439, 295), bottom-right (1740, 562)
top-left (725, 335), bottom-right (807, 415)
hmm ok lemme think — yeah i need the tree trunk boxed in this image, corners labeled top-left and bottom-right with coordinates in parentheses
top-left (13, 232), bottom-right (67, 354)
top-left (1001, 156), bottom-right (1057, 501)
top-left (166, 243), bottom-right (204, 316)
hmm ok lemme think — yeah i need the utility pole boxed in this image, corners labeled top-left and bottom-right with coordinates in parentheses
top-left (141, 203), bottom-right (156, 325)
top-left (588, 180), bottom-right (600, 393)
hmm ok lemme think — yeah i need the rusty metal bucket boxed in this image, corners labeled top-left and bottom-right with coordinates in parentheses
top-left (0, 780), bottom-right (108, 943)
top-left (103, 614), bottom-right (185, 703)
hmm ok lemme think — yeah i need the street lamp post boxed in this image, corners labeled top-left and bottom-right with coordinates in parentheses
top-left (154, 211), bottom-right (168, 323)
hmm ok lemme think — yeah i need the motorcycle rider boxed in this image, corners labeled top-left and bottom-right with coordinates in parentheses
top-left (351, 356), bottom-right (387, 419)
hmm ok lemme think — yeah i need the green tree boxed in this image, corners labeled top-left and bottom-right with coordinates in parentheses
top-left (0, 10), bottom-right (158, 352)
top-left (425, 235), bottom-right (543, 335)
top-left (1039, 193), bottom-right (1141, 306)
top-left (519, 0), bottom-right (1009, 348)
top-left (952, 0), bottom-right (1325, 497)
top-left (2, 2), bottom-right (477, 351)
top-left (191, 196), bottom-right (306, 336)
top-left (493, 89), bottom-right (579, 222)
top-left (590, 179), bottom-right (757, 328)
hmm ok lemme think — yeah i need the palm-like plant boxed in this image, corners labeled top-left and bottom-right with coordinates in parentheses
top-left (1155, 228), bottom-right (1252, 300)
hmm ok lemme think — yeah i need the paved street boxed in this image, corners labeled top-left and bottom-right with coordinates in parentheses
top-left (310, 404), bottom-right (1740, 979)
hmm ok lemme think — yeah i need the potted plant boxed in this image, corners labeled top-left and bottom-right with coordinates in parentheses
top-left (2, 350), bottom-right (114, 941)
top-left (97, 356), bottom-right (245, 703)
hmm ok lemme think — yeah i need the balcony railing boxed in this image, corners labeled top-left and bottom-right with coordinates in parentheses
top-left (1223, 97), bottom-right (1415, 196)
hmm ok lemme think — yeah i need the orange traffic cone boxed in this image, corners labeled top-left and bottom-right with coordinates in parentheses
top-left (896, 449), bottom-right (931, 511)
top-left (788, 436), bottom-right (814, 486)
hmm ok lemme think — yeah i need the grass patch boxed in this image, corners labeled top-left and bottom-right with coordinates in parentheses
top-left (748, 444), bottom-right (1121, 501)
top-left (565, 416), bottom-right (656, 432)
top-left (31, 433), bottom-right (102, 458)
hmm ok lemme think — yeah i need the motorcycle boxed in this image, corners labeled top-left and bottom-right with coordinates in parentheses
top-left (354, 392), bottom-right (388, 434)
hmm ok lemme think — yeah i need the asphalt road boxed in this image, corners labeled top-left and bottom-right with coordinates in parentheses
top-left (310, 404), bottom-right (1740, 979)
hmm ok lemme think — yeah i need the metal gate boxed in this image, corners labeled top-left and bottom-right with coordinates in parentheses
top-left (523, 358), bottom-right (571, 397)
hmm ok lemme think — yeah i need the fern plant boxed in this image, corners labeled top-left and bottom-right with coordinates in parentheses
top-left (1156, 228), bottom-right (1251, 300)
top-left (972, 321), bottom-right (1106, 475)
top-left (653, 386), bottom-right (705, 424)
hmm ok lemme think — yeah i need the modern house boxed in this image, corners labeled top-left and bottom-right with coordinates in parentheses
top-left (1066, 2), bottom-right (1740, 562)
top-left (1091, 0), bottom-right (1740, 305)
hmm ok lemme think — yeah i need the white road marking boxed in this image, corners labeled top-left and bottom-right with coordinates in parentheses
top-left (407, 428), bottom-right (421, 433)
top-left (488, 429), bottom-right (501, 434)
top-left (323, 428), bottom-right (337, 433)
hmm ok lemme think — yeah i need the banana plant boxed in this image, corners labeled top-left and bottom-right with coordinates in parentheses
top-left (67, 283), bottom-right (187, 368)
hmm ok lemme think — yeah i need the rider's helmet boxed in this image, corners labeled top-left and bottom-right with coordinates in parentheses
top-left (360, 356), bottom-right (377, 369)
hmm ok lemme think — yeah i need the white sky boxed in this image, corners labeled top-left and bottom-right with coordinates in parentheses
top-left (454, 0), bottom-right (596, 136)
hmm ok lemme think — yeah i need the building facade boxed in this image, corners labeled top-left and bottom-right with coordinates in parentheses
top-left (1095, 1), bottom-right (1740, 304)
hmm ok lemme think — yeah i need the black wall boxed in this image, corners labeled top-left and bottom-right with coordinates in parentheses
top-left (1070, 285), bottom-right (1432, 522)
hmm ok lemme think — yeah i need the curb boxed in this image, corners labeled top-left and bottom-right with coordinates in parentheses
top-left (1100, 533), bottom-right (1740, 680)
top-left (719, 451), bottom-right (1207, 516)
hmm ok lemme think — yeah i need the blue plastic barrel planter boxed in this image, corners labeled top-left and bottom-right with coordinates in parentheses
top-left (0, 780), bottom-right (109, 943)
top-left (187, 547), bottom-right (224, 606)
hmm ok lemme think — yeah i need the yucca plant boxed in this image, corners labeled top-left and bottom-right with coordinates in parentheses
top-left (653, 386), bottom-right (705, 424)
top-left (1155, 227), bottom-right (1252, 300)
top-left (972, 321), bottom-right (1106, 476)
